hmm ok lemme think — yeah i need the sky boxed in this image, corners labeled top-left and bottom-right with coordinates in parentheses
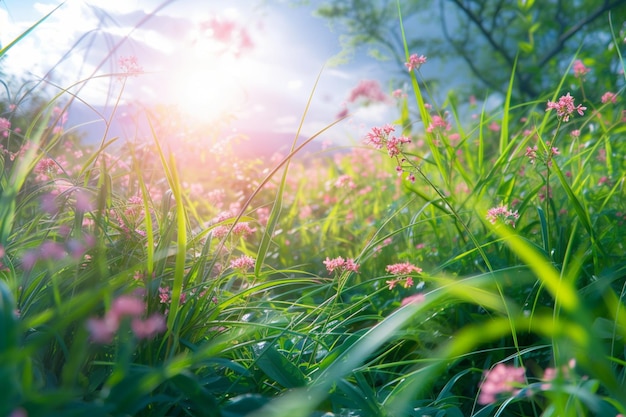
top-left (0, 0), bottom-right (400, 150)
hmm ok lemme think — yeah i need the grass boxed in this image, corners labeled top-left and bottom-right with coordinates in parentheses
top-left (1, 2), bottom-right (626, 417)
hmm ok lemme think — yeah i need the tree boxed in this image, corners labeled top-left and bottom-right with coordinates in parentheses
top-left (312, 0), bottom-right (626, 100)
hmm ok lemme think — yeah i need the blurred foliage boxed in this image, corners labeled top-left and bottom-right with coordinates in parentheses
top-left (308, 0), bottom-right (626, 99)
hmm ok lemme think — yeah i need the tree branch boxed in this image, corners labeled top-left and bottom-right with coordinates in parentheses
top-left (537, 0), bottom-right (626, 69)
top-left (438, 0), bottom-right (502, 92)
top-left (448, 0), bottom-right (515, 69)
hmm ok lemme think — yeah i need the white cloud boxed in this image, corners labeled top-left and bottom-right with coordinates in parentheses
top-left (1, 0), bottom-right (379, 146)
top-left (84, 0), bottom-right (154, 14)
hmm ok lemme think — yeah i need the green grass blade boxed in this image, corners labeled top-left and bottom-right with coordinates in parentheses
top-left (499, 56), bottom-right (516, 154)
top-left (0, 2), bottom-right (64, 58)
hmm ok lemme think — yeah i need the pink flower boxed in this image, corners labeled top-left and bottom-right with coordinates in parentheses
top-left (324, 256), bottom-right (345, 273)
top-left (392, 89), bottom-right (405, 98)
top-left (159, 286), bottom-right (171, 304)
top-left (546, 93), bottom-right (586, 122)
top-left (572, 60), bottom-right (590, 78)
top-left (21, 251), bottom-right (38, 270)
top-left (87, 315), bottom-right (118, 344)
top-left (386, 279), bottom-right (399, 290)
top-left (40, 241), bottom-right (66, 261)
top-left (598, 176), bottom-right (610, 186)
top-left (336, 107), bottom-right (349, 119)
top-left (335, 174), bottom-right (356, 189)
top-left (74, 190), bottom-right (94, 212)
top-left (525, 145), bottom-right (538, 164)
top-left (344, 258), bottom-right (360, 273)
top-left (385, 263), bottom-right (422, 291)
top-left (110, 296), bottom-right (145, 320)
top-left (230, 255), bottom-right (255, 271)
top-left (0, 117), bottom-right (10, 137)
top-left (405, 53), bottom-right (427, 71)
top-left (35, 158), bottom-right (59, 177)
top-left (386, 262), bottom-right (422, 276)
top-left (364, 124), bottom-right (395, 150)
top-left (347, 79), bottom-right (387, 103)
top-left (401, 293), bottom-right (425, 306)
top-left (323, 256), bottom-right (359, 274)
top-left (118, 55), bottom-right (143, 76)
top-left (131, 314), bottom-right (166, 339)
top-left (426, 115), bottom-right (451, 133)
top-left (232, 222), bottom-right (255, 237)
top-left (486, 204), bottom-right (519, 227)
top-left (478, 363), bottom-right (526, 404)
top-left (601, 92), bottom-right (617, 104)
top-left (87, 295), bottom-right (163, 344)
top-left (540, 359), bottom-right (575, 390)
top-left (385, 135), bottom-right (411, 157)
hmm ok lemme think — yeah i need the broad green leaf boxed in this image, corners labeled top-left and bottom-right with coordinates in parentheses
top-left (253, 343), bottom-right (307, 388)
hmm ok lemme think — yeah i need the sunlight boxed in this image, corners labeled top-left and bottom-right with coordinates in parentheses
top-left (171, 61), bottom-right (246, 123)
top-left (165, 13), bottom-right (254, 124)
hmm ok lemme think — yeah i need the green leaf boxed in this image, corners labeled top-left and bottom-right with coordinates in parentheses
top-left (518, 41), bottom-right (534, 53)
top-left (253, 343), bottom-right (307, 388)
top-left (170, 372), bottom-right (220, 417)
top-left (221, 394), bottom-right (271, 417)
top-left (0, 281), bottom-right (19, 415)
top-left (0, 2), bottom-right (64, 58)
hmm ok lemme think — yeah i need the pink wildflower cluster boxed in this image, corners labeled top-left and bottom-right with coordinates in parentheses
top-left (525, 141), bottom-right (559, 166)
top-left (385, 262), bottom-right (422, 290)
top-left (405, 53), bottom-right (427, 71)
top-left (386, 262), bottom-right (422, 276)
top-left (118, 56), bottom-right (143, 76)
top-left (335, 174), bottom-right (356, 189)
top-left (230, 254), bottom-right (255, 271)
top-left (0, 117), bottom-right (10, 137)
top-left (21, 236), bottom-right (95, 270)
top-left (364, 124), bottom-right (411, 158)
top-left (572, 60), bottom-right (590, 78)
top-left (392, 89), bottom-right (406, 99)
top-left (323, 256), bottom-right (360, 274)
top-left (125, 195), bottom-right (145, 218)
top-left (478, 363), bottom-right (526, 405)
top-left (546, 93), bottom-right (586, 122)
top-left (601, 91), bottom-right (617, 104)
top-left (486, 204), bottom-right (520, 228)
top-left (87, 295), bottom-right (166, 344)
top-left (347, 79), bottom-right (388, 103)
top-left (34, 158), bottom-right (62, 181)
top-left (540, 359), bottom-right (576, 390)
top-left (426, 114), bottom-right (452, 133)
top-left (210, 210), bottom-right (256, 239)
top-left (200, 16), bottom-right (254, 57)
top-left (159, 287), bottom-right (172, 304)
top-left (207, 189), bottom-right (226, 208)
top-left (400, 293), bottom-right (425, 306)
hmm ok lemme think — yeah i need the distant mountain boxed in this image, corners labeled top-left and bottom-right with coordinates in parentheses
top-left (67, 101), bottom-right (331, 160)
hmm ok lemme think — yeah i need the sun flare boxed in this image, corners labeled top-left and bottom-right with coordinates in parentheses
top-left (165, 14), bottom-right (255, 125)
top-left (171, 63), bottom-right (246, 123)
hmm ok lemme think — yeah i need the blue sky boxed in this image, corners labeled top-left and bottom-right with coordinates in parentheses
top-left (0, 0), bottom-right (399, 147)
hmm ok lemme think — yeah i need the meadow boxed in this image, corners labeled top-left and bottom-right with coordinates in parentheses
top-left (1, 5), bottom-right (626, 417)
